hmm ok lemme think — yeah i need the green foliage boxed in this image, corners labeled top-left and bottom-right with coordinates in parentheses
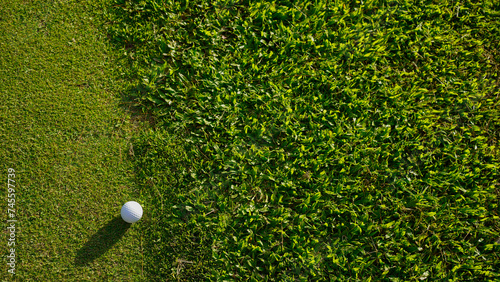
top-left (108, 0), bottom-right (500, 280)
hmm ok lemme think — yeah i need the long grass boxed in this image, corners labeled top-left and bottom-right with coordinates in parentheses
top-left (107, 0), bottom-right (500, 280)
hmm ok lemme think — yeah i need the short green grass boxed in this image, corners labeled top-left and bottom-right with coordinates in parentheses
top-left (0, 0), bottom-right (147, 280)
top-left (107, 0), bottom-right (500, 281)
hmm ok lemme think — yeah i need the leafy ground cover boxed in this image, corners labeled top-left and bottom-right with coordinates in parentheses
top-left (107, 0), bottom-right (500, 280)
top-left (0, 0), bottom-right (147, 280)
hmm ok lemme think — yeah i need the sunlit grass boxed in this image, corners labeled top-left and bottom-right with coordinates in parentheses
top-left (108, 0), bottom-right (500, 280)
top-left (0, 0), bottom-right (148, 280)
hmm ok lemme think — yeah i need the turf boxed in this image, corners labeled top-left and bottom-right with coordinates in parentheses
top-left (1, 0), bottom-right (499, 281)
top-left (0, 0), bottom-right (147, 280)
top-left (107, 0), bottom-right (500, 281)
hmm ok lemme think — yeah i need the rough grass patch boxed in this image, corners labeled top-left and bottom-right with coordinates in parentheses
top-left (108, 0), bottom-right (500, 280)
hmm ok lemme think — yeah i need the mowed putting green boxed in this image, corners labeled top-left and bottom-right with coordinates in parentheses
top-left (0, 0), bottom-right (147, 280)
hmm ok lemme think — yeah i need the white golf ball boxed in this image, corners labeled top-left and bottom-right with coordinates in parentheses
top-left (121, 201), bottom-right (143, 223)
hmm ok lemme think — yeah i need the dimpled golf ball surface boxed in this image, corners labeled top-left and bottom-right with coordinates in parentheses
top-left (121, 201), bottom-right (143, 223)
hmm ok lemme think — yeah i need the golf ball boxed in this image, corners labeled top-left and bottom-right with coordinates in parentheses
top-left (121, 201), bottom-right (143, 223)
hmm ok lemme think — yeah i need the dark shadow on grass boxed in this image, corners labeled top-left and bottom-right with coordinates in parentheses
top-left (74, 216), bottom-right (131, 266)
